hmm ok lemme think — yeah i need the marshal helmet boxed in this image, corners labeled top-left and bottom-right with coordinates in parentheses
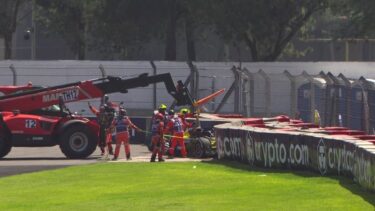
top-left (119, 108), bottom-right (127, 116)
top-left (159, 104), bottom-right (167, 110)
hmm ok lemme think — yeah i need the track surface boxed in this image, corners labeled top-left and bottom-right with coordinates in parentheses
top-left (0, 144), bottom-right (150, 177)
top-left (0, 144), bottom-right (208, 177)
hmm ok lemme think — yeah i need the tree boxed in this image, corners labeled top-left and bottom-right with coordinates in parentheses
top-left (0, 0), bottom-right (24, 59)
top-left (34, 0), bottom-right (207, 61)
top-left (163, 0), bottom-right (209, 61)
top-left (89, 0), bottom-right (167, 59)
top-left (90, 0), bottom-right (207, 61)
top-left (330, 0), bottom-right (375, 38)
top-left (209, 0), bottom-right (328, 61)
top-left (163, 0), bottom-right (199, 61)
top-left (177, 0), bottom-right (210, 61)
top-left (164, 0), bottom-right (177, 60)
top-left (35, 0), bottom-right (97, 60)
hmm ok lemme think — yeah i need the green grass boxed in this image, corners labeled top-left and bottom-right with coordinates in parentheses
top-left (0, 161), bottom-right (374, 211)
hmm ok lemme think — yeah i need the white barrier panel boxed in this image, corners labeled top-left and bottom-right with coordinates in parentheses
top-left (215, 123), bottom-right (375, 192)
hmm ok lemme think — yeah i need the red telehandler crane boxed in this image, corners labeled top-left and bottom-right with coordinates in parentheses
top-left (0, 73), bottom-right (193, 159)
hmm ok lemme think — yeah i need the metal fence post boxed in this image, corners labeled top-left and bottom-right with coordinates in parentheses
top-left (302, 71), bottom-right (316, 124)
top-left (239, 68), bottom-right (250, 117)
top-left (233, 66), bottom-right (241, 113)
top-left (338, 73), bottom-right (351, 127)
top-left (187, 61), bottom-right (197, 100)
top-left (98, 64), bottom-right (106, 78)
top-left (359, 77), bottom-right (370, 133)
top-left (194, 64), bottom-right (199, 100)
top-left (214, 67), bottom-right (238, 114)
top-left (283, 70), bottom-right (296, 117)
top-left (150, 61), bottom-right (157, 110)
top-left (9, 64), bottom-right (17, 85)
top-left (242, 68), bottom-right (254, 116)
top-left (258, 69), bottom-right (271, 117)
top-left (319, 71), bottom-right (334, 126)
top-left (211, 76), bottom-right (217, 111)
top-left (327, 72), bottom-right (342, 126)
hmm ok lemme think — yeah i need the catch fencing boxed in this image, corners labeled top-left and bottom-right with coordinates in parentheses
top-left (1, 61), bottom-right (375, 132)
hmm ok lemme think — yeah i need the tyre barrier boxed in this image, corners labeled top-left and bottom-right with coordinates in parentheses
top-left (214, 116), bottom-right (375, 192)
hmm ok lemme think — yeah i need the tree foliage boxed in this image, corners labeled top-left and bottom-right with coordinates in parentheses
top-left (330, 0), bottom-right (375, 38)
top-left (35, 0), bottom-right (98, 60)
top-left (89, 0), bottom-right (167, 59)
top-left (159, 0), bottom-right (207, 61)
top-left (5, 0), bottom-right (346, 61)
top-left (0, 0), bottom-right (25, 59)
top-left (209, 0), bottom-right (328, 61)
top-left (90, 0), bottom-right (206, 61)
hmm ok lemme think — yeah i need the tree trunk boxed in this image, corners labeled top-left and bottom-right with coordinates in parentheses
top-left (4, 33), bottom-right (12, 59)
top-left (77, 42), bottom-right (85, 60)
top-left (165, 0), bottom-right (177, 61)
top-left (244, 34), bottom-right (258, 61)
top-left (78, 1), bottom-right (89, 60)
top-left (76, 20), bottom-right (86, 60)
top-left (185, 16), bottom-right (196, 61)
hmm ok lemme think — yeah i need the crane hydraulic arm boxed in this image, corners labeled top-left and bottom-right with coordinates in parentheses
top-left (0, 73), bottom-right (193, 113)
top-left (0, 82), bottom-right (34, 95)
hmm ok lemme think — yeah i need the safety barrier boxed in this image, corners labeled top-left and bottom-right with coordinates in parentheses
top-left (214, 118), bottom-right (375, 192)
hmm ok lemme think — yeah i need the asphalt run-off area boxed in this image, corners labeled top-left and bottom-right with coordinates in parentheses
top-left (0, 144), bottom-right (208, 178)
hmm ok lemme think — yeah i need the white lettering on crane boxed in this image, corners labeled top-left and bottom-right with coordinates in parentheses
top-left (42, 89), bottom-right (79, 103)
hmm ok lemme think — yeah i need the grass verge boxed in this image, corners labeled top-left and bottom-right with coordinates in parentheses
top-left (0, 160), bottom-right (374, 210)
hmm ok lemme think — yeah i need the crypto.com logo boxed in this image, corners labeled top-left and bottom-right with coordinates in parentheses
top-left (317, 138), bottom-right (327, 175)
